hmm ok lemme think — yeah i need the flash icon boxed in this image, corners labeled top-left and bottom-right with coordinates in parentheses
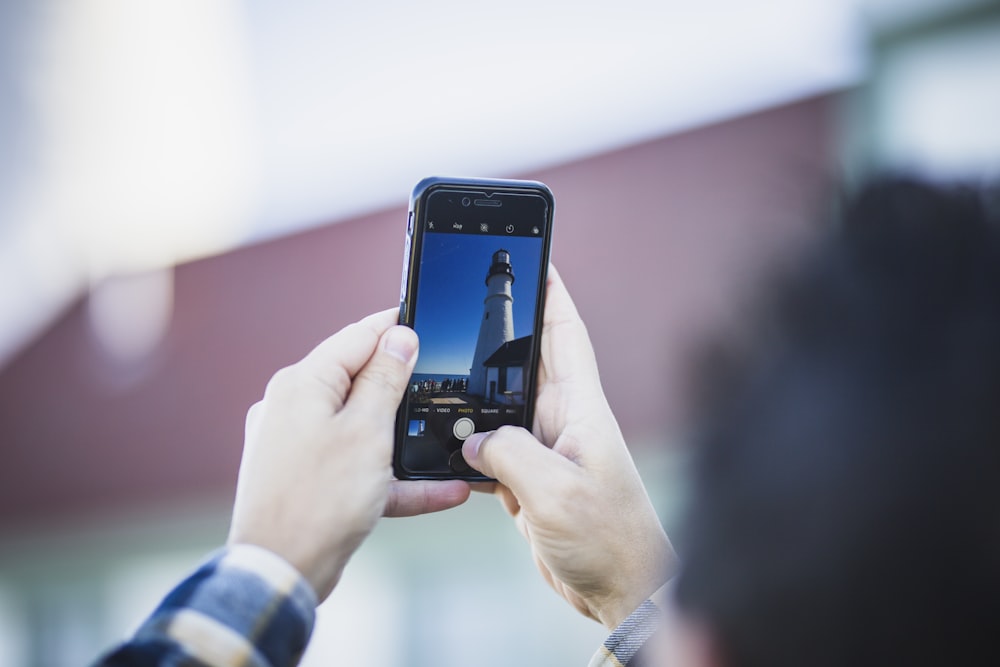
top-left (480, 223), bottom-right (489, 232)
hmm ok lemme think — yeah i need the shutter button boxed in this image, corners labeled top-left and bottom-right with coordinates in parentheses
top-left (452, 417), bottom-right (475, 440)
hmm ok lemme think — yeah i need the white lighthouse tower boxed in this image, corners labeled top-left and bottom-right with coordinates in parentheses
top-left (468, 249), bottom-right (515, 398)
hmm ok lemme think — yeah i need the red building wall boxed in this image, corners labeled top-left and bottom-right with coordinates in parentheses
top-left (0, 95), bottom-right (837, 531)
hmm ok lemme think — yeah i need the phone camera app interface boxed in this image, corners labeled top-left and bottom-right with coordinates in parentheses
top-left (401, 190), bottom-right (548, 474)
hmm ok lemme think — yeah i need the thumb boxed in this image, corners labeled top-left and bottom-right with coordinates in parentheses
top-left (462, 426), bottom-right (577, 507)
top-left (345, 325), bottom-right (418, 416)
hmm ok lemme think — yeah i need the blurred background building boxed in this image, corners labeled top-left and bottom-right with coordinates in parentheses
top-left (1, 1), bottom-right (998, 665)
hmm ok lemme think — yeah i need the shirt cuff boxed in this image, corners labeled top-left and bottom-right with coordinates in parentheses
top-left (588, 584), bottom-right (672, 667)
top-left (133, 544), bottom-right (317, 667)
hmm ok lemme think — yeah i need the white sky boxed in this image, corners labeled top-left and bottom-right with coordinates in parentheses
top-left (2, 0), bottom-right (980, 367)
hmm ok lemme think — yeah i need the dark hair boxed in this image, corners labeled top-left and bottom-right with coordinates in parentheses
top-left (674, 177), bottom-right (1000, 667)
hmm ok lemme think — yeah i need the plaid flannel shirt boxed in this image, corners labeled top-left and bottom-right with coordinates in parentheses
top-left (93, 545), bottom-right (659, 667)
top-left (93, 545), bottom-right (316, 667)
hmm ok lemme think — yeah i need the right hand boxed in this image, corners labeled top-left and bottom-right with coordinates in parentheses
top-left (462, 266), bottom-right (676, 629)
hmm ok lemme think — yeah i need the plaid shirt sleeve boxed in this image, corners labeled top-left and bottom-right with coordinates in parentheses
top-left (93, 544), bottom-right (317, 667)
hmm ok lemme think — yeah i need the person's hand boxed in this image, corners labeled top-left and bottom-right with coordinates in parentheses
top-left (462, 266), bottom-right (676, 629)
top-left (227, 308), bottom-right (470, 601)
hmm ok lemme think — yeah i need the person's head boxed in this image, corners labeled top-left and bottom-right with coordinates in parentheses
top-left (674, 177), bottom-right (1000, 666)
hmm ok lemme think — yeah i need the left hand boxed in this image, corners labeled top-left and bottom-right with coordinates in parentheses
top-left (227, 308), bottom-right (470, 601)
top-left (461, 268), bottom-right (675, 629)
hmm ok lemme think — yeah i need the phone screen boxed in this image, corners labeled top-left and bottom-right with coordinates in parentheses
top-left (395, 181), bottom-right (552, 479)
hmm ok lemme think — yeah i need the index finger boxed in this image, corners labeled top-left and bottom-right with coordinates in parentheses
top-left (540, 265), bottom-right (601, 386)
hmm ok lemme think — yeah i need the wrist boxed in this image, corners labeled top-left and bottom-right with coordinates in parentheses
top-left (226, 529), bottom-right (363, 602)
top-left (598, 535), bottom-right (677, 629)
top-left (225, 533), bottom-right (326, 601)
top-left (222, 542), bottom-right (320, 609)
top-left (597, 587), bottom-right (659, 630)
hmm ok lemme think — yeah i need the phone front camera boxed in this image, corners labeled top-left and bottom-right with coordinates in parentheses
top-left (461, 197), bottom-right (471, 207)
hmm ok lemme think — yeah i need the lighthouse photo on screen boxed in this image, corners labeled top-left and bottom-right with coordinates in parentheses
top-left (401, 225), bottom-right (546, 470)
top-left (410, 231), bottom-right (542, 405)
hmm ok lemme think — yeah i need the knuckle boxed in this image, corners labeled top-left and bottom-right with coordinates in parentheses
top-left (489, 425), bottom-right (525, 454)
top-left (263, 365), bottom-right (300, 398)
top-left (245, 400), bottom-right (264, 429)
top-left (359, 362), bottom-right (405, 397)
top-left (494, 424), bottom-right (525, 438)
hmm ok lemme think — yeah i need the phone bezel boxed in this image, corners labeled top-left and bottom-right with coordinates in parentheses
top-left (394, 176), bottom-right (555, 480)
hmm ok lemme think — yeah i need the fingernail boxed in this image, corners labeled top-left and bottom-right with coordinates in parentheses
top-left (383, 326), bottom-right (418, 363)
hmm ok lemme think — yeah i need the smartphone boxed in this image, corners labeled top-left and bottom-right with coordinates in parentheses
top-left (394, 176), bottom-right (555, 480)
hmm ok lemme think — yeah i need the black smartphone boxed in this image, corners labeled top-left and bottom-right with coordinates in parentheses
top-left (394, 176), bottom-right (555, 480)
